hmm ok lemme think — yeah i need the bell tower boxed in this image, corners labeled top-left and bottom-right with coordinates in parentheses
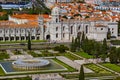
top-left (51, 6), bottom-right (60, 23)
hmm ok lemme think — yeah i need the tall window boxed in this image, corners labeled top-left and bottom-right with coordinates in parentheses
top-left (56, 18), bottom-right (58, 23)
top-left (78, 25), bottom-right (81, 30)
top-left (63, 33), bottom-right (65, 38)
top-left (56, 27), bottom-right (58, 31)
top-left (86, 25), bottom-right (88, 33)
top-left (6, 30), bottom-right (8, 33)
top-left (71, 26), bottom-right (73, 34)
top-left (56, 33), bottom-right (58, 38)
top-left (16, 30), bottom-right (18, 33)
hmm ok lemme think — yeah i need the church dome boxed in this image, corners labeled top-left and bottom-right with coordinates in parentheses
top-left (51, 6), bottom-right (60, 15)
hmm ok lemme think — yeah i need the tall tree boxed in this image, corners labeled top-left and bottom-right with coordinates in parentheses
top-left (77, 36), bottom-right (81, 49)
top-left (28, 32), bottom-right (31, 50)
top-left (118, 20), bottom-right (120, 34)
top-left (70, 37), bottom-right (76, 52)
top-left (103, 38), bottom-right (108, 50)
top-left (109, 47), bottom-right (117, 64)
top-left (79, 65), bottom-right (85, 80)
top-left (116, 47), bottom-right (120, 63)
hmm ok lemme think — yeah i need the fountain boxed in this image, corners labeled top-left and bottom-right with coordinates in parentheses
top-left (12, 58), bottom-right (50, 70)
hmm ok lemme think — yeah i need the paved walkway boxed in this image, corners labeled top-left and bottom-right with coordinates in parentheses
top-left (6, 50), bottom-right (14, 56)
top-left (56, 56), bottom-right (93, 73)
top-left (67, 51), bottom-right (120, 75)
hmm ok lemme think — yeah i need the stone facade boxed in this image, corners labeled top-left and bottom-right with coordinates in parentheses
top-left (39, 6), bottom-right (118, 42)
top-left (0, 6), bottom-right (118, 42)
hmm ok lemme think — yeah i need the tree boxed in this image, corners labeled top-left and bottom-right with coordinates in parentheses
top-left (79, 65), bottom-right (85, 80)
top-left (109, 47), bottom-right (118, 64)
top-left (28, 32), bottom-right (31, 50)
top-left (116, 47), bottom-right (120, 63)
top-left (70, 37), bottom-right (76, 52)
top-left (100, 54), bottom-right (107, 62)
top-left (0, 5), bottom-right (2, 12)
top-left (77, 36), bottom-right (81, 50)
top-left (103, 38), bottom-right (108, 50)
top-left (118, 20), bottom-right (120, 34)
top-left (54, 45), bottom-right (69, 53)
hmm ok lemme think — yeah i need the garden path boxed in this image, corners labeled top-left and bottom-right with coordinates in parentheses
top-left (56, 56), bottom-right (93, 73)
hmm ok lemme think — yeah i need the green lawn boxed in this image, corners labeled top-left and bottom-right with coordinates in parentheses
top-left (0, 67), bottom-right (5, 76)
top-left (0, 40), bottom-right (46, 44)
top-left (85, 64), bottom-right (111, 74)
top-left (61, 73), bottom-right (115, 79)
top-left (75, 52), bottom-right (93, 59)
top-left (101, 63), bottom-right (120, 73)
top-left (53, 58), bottom-right (76, 72)
top-left (64, 53), bottom-right (81, 60)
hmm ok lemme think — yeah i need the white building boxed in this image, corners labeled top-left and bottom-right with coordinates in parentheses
top-left (0, 6), bottom-right (118, 42)
top-left (39, 6), bottom-right (118, 41)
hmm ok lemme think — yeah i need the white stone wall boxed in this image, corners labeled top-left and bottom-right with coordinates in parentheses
top-left (108, 22), bottom-right (118, 38)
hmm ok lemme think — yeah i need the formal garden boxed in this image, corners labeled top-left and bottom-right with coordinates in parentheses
top-left (100, 63), bottom-right (120, 73)
top-left (84, 64), bottom-right (111, 74)
top-left (0, 33), bottom-right (120, 80)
